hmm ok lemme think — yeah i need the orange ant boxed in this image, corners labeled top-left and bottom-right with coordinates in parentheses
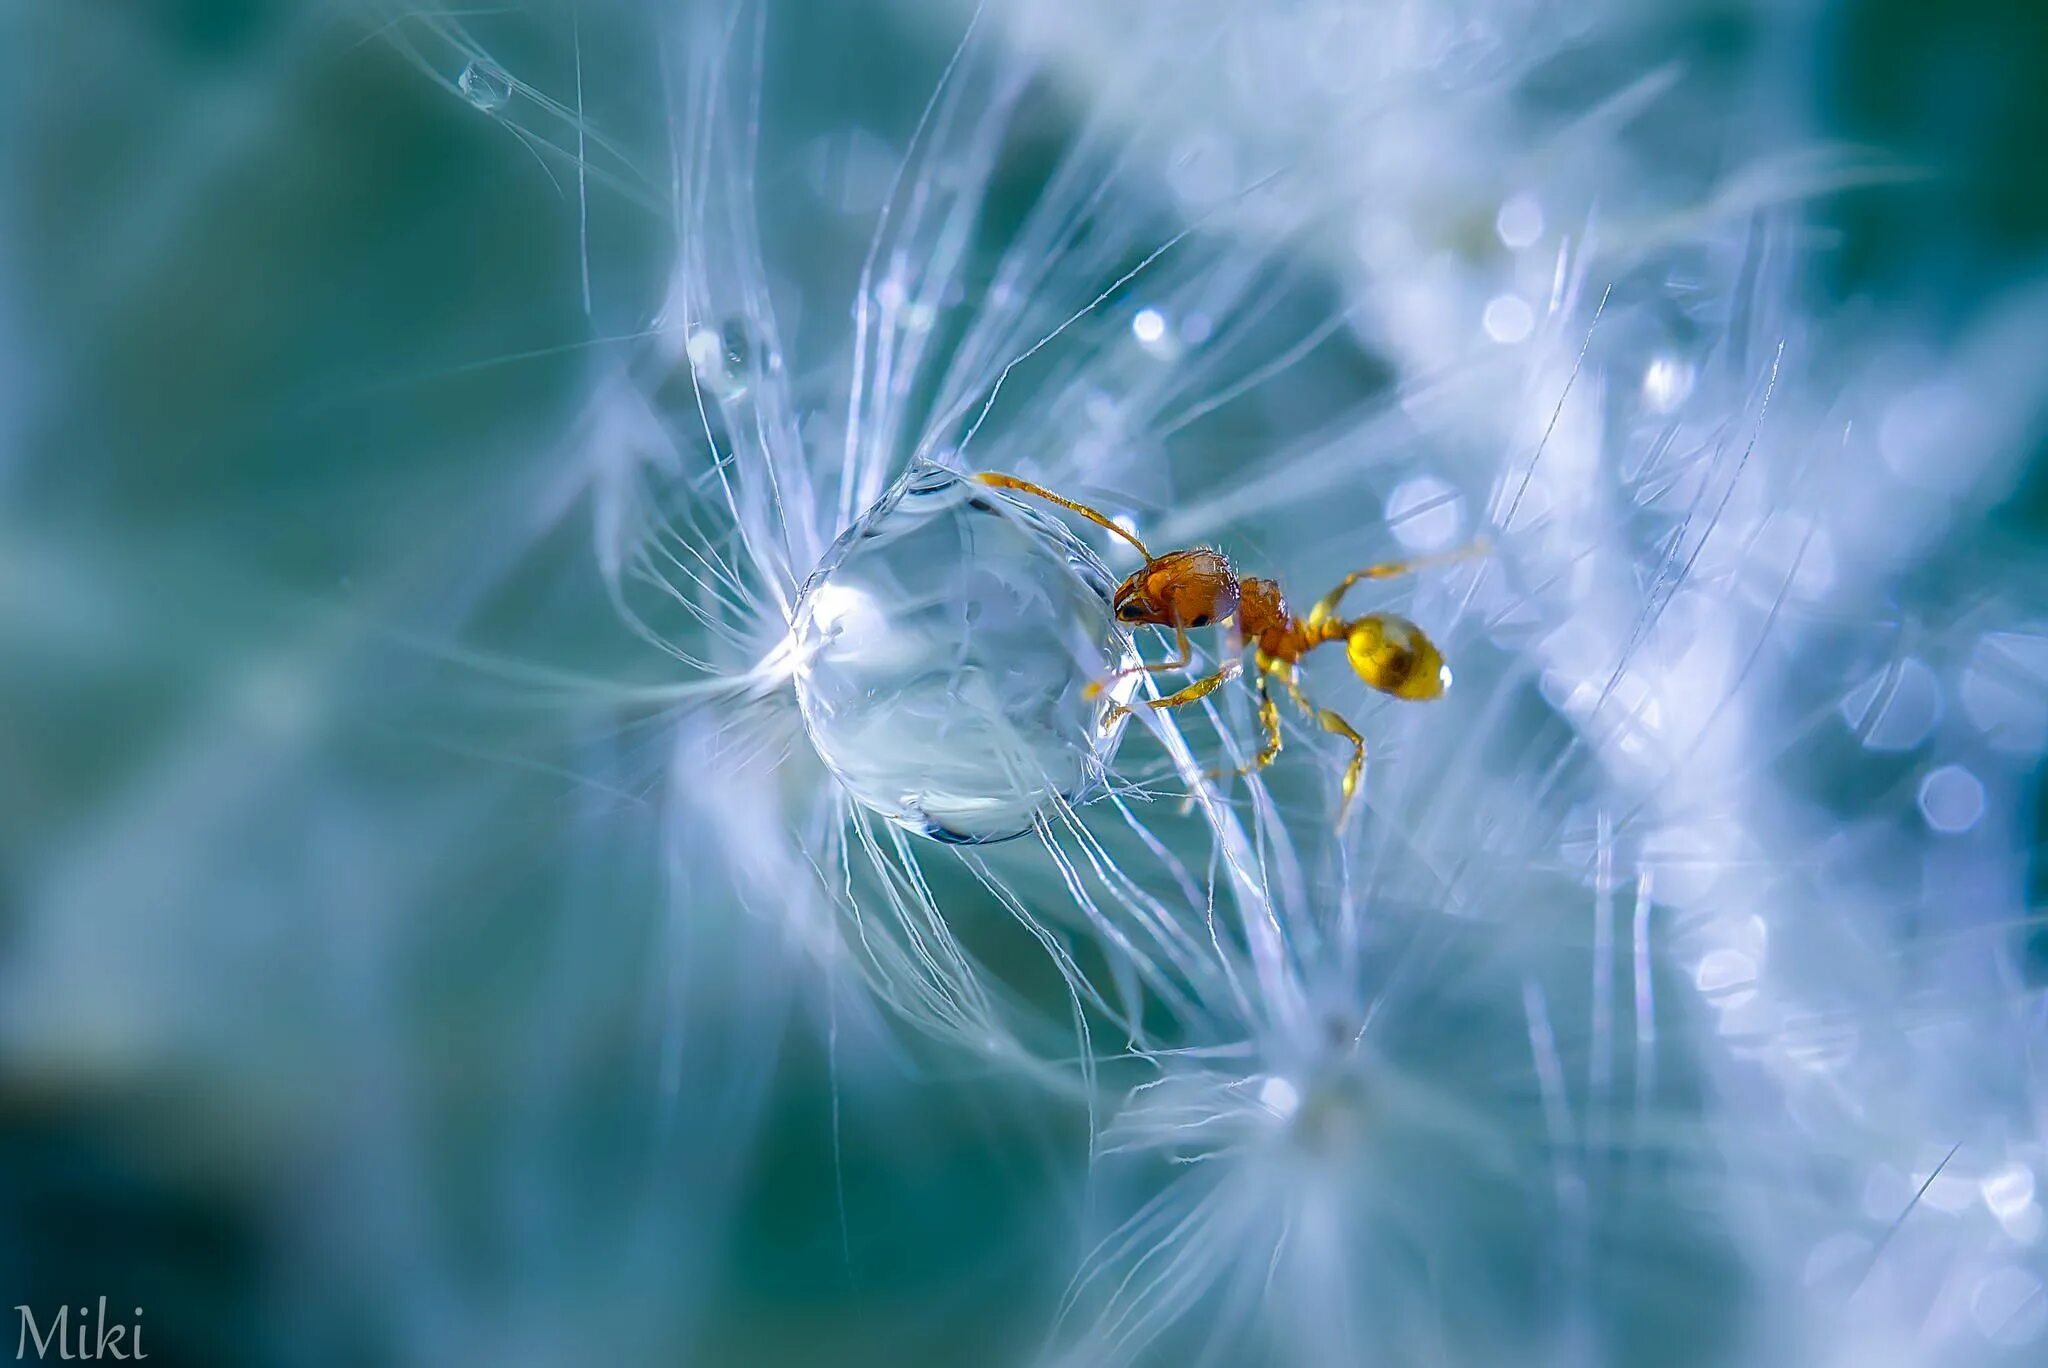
top-left (976, 472), bottom-right (1470, 822)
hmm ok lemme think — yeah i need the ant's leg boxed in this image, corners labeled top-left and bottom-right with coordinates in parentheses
top-left (1102, 644), bottom-right (1242, 723)
top-left (1086, 626), bottom-right (1192, 706)
top-left (1280, 672), bottom-right (1368, 823)
top-left (1208, 669), bottom-right (1282, 779)
top-left (1145, 659), bottom-right (1241, 711)
top-left (973, 472), bottom-right (1152, 559)
top-left (1304, 541), bottom-right (1488, 629)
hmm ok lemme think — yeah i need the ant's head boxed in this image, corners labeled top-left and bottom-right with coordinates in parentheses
top-left (1112, 548), bottom-right (1240, 630)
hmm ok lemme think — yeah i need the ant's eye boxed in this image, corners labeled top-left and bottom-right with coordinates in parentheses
top-left (1117, 602), bottom-right (1141, 621)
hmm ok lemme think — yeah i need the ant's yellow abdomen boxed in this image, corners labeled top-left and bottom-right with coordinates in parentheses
top-left (1346, 614), bottom-right (1449, 700)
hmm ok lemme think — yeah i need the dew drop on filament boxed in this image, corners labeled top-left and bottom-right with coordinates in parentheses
top-left (458, 61), bottom-right (512, 114)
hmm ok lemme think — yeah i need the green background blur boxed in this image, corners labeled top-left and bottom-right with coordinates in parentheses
top-left (5, 0), bottom-right (2046, 1363)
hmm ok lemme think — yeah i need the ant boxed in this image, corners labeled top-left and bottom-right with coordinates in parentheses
top-left (976, 472), bottom-right (1469, 823)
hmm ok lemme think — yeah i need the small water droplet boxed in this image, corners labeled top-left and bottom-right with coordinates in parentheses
top-left (720, 318), bottom-right (752, 369)
top-left (686, 325), bottom-right (752, 402)
top-left (1973, 1266), bottom-right (2046, 1344)
top-left (1130, 308), bottom-right (1178, 359)
top-left (1918, 764), bottom-right (1985, 834)
top-left (1961, 625), bottom-right (2048, 755)
top-left (1495, 194), bottom-right (1544, 249)
top-left (1385, 474), bottom-right (1463, 552)
top-left (1839, 657), bottom-right (1941, 751)
top-left (1483, 294), bottom-right (1533, 345)
top-left (458, 61), bottom-right (512, 114)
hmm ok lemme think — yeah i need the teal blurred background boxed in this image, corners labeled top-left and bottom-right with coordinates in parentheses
top-left (5, 0), bottom-right (2046, 1363)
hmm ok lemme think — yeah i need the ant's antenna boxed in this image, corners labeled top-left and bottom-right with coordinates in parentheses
top-left (974, 473), bottom-right (1153, 560)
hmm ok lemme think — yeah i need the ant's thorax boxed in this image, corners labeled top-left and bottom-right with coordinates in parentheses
top-left (1235, 576), bottom-right (1295, 656)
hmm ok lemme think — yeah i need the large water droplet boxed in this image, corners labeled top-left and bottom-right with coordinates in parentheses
top-left (791, 464), bottom-right (1137, 843)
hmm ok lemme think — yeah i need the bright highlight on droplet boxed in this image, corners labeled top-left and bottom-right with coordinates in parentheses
top-left (685, 328), bottom-right (725, 371)
top-left (1132, 308), bottom-right (1168, 346)
top-left (1483, 295), bottom-right (1534, 344)
top-left (1918, 764), bottom-right (1986, 834)
top-left (1257, 1075), bottom-right (1301, 1119)
top-left (1983, 1163), bottom-right (2037, 1221)
top-left (1642, 354), bottom-right (1696, 412)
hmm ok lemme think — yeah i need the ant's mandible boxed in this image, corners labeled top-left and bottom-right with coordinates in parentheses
top-left (976, 472), bottom-right (1470, 823)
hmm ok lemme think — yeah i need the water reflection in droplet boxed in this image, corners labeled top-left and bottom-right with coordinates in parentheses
top-left (791, 464), bottom-right (1137, 843)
